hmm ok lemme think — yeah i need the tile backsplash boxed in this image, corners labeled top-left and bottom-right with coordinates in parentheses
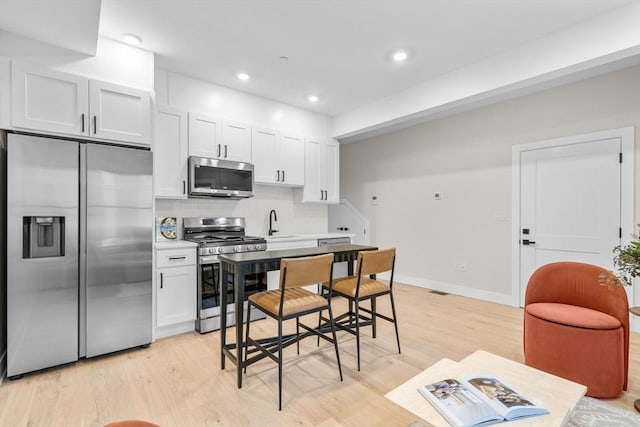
top-left (155, 185), bottom-right (328, 239)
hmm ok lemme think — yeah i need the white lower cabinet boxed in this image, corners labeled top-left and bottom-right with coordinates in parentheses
top-left (155, 246), bottom-right (197, 339)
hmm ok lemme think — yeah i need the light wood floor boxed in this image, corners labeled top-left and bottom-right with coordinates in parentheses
top-left (1, 283), bottom-right (639, 426)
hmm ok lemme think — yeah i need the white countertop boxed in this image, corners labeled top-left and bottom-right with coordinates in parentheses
top-left (265, 232), bottom-right (355, 243)
top-left (154, 240), bottom-right (198, 250)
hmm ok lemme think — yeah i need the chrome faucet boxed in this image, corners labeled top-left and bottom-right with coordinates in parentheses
top-left (268, 209), bottom-right (279, 236)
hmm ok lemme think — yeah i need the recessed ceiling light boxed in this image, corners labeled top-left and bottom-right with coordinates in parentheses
top-left (237, 72), bottom-right (250, 81)
top-left (308, 95), bottom-right (319, 103)
top-left (392, 50), bottom-right (408, 62)
top-left (279, 56), bottom-right (289, 63)
top-left (122, 33), bottom-right (142, 46)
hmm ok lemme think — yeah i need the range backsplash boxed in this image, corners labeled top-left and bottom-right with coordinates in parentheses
top-left (155, 185), bottom-right (328, 239)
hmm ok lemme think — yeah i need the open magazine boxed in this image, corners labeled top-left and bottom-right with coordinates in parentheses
top-left (417, 374), bottom-right (549, 427)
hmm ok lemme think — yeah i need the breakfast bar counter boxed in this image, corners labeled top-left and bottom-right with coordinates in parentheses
top-left (219, 244), bottom-right (378, 388)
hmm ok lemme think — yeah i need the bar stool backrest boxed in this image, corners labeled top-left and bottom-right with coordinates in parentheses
top-left (279, 253), bottom-right (335, 289)
top-left (357, 248), bottom-right (396, 277)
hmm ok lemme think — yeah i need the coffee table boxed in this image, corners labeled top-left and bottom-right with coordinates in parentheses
top-left (385, 350), bottom-right (587, 426)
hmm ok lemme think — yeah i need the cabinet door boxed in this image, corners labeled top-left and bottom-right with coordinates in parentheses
top-left (302, 138), bottom-right (322, 201)
top-left (89, 79), bottom-right (151, 146)
top-left (155, 106), bottom-right (188, 198)
top-left (157, 265), bottom-right (197, 327)
top-left (1, 57), bottom-right (11, 129)
top-left (278, 134), bottom-right (305, 186)
top-left (252, 127), bottom-right (278, 184)
top-left (222, 120), bottom-right (252, 162)
top-left (188, 112), bottom-right (221, 158)
top-left (324, 140), bottom-right (340, 203)
top-left (12, 61), bottom-right (88, 135)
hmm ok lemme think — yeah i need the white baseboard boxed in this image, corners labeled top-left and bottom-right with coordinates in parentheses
top-left (384, 272), bottom-right (518, 307)
top-left (155, 321), bottom-right (195, 340)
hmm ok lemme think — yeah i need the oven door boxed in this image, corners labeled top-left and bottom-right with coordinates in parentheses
top-left (197, 255), bottom-right (266, 333)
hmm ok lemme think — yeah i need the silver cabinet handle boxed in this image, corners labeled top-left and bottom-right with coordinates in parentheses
top-left (81, 113), bottom-right (85, 133)
top-left (183, 180), bottom-right (186, 194)
top-left (217, 144), bottom-right (221, 157)
top-left (93, 116), bottom-right (97, 134)
top-left (160, 272), bottom-right (164, 289)
top-left (276, 170), bottom-right (280, 182)
top-left (224, 145), bottom-right (228, 158)
top-left (282, 170), bottom-right (285, 182)
top-left (169, 256), bottom-right (186, 260)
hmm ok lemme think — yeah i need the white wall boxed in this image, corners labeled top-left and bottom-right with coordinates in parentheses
top-left (0, 32), bottom-right (153, 91)
top-left (340, 64), bottom-right (640, 304)
top-left (154, 69), bottom-right (331, 237)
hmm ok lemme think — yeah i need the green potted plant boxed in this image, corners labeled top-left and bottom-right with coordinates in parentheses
top-left (599, 225), bottom-right (640, 288)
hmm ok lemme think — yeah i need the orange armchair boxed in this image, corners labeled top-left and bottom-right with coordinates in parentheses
top-left (523, 261), bottom-right (629, 398)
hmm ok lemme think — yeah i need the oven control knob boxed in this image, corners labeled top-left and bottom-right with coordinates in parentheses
top-left (233, 245), bottom-right (241, 252)
top-left (246, 245), bottom-right (254, 251)
top-left (209, 247), bottom-right (217, 255)
top-left (217, 247), bottom-right (225, 254)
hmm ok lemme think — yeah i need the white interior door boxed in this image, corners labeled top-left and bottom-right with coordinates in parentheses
top-left (519, 137), bottom-right (623, 305)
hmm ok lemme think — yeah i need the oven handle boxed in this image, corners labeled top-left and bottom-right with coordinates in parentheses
top-left (200, 255), bottom-right (220, 265)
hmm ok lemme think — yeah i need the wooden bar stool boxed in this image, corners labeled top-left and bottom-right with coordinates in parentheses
top-left (321, 247), bottom-right (400, 371)
top-left (244, 253), bottom-right (343, 410)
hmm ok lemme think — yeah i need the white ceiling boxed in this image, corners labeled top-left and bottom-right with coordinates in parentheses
top-left (97, 0), bottom-right (636, 117)
top-left (1, 0), bottom-right (639, 137)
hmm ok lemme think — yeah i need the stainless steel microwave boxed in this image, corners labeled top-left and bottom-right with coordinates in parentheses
top-left (188, 156), bottom-right (254, 198)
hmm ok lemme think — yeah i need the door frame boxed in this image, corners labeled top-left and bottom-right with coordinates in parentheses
top-left (511, 127), bottom-right (635, 307)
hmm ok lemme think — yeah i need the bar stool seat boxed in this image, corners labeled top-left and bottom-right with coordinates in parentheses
top-left (249, 288), bottom-right (327, 317)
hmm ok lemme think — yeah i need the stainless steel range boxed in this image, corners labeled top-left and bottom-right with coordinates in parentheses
top-left (183, 217), bottom-right (267, 333)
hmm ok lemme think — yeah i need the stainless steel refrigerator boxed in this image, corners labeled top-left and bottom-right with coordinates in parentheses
top-left (6, 133), bottom-right (152, 377)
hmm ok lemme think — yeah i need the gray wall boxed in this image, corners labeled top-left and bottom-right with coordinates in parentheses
top-left (340, 64), bottom-right (640, 303)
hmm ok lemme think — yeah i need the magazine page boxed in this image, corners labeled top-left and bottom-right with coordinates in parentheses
top-left (460, 375), bottom-right (549, 421)
top-left (417, 379), bottom-right (503, 427)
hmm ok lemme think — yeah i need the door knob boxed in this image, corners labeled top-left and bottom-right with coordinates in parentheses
top-left (522, 239), bottom-right (536, 245)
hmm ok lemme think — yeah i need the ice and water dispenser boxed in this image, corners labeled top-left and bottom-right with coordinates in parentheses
top-left (23, 216), bottom-right (65, 259)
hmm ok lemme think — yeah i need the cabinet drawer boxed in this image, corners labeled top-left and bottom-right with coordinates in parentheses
top-left (156, 248), bottom-right (196, 268)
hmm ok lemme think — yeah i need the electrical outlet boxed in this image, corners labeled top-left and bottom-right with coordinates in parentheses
top-left (434, 192), bottom-right (443, 200)
top-left (371, 195), bottom-right (379, 206)
top-left (455, 262), bottom-right (467, 272)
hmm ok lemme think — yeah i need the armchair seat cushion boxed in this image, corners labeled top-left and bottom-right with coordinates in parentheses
top-left (526, 303), bottom-right (621, 330)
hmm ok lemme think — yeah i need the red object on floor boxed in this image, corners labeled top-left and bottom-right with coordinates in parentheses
top-left (523, 261), bottom-right (629, 398)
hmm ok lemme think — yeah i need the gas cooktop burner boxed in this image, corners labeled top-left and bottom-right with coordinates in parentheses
top-left (183, 217), bottom-right (267, 256)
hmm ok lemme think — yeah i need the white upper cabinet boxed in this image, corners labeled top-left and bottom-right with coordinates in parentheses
top-left (188, 112), bottom-right (220, 158)
top-left (11, 61), bottom-right (151, 146)
top-left (155, 106), bottom-right (188, 199)
top-left (188, 113), bottom-right (252, 163)
top-left (89, 80), bottom-right (151, 145)
top-left (252, 127), bottom-right (304, 186)
top-left (221, 120), bottom-right (252, 162)
top-left (298, 138), bottom-right (340, 203)
top-left (252, 127), bottom-right (278, 183)
top-left (12, 61), bottom-right (87, 135)
top-left (278, 134), bottom-right (305, 186)
top-left (324, 140), bottom-right (340, 203)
